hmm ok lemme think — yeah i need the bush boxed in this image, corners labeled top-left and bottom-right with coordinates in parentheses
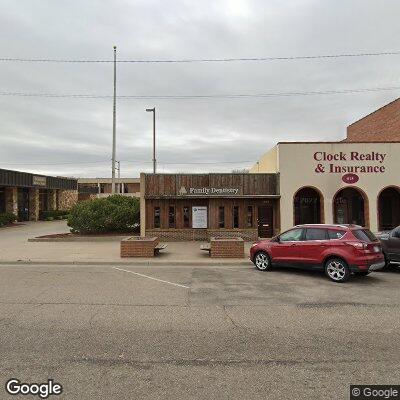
top-left (0, 212), bottom-right (17, 227)
top-left (67, 195), bottom-right (140, 234)
top-left (40, 210), bottom-right (70, 221)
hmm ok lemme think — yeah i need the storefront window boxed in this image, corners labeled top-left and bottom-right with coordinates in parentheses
top-left (154, 207), bottom-right (160, 228)
top-left (233, 206), bottom-right (239, 228)
top-left (169, 206), bottom-right (175, 228)
top-left (246, 206), bottom-right (253, 228)
top-left (183, 206), bottom-right (190, 228)
top-left (218, 206), bottom-right (225, 228)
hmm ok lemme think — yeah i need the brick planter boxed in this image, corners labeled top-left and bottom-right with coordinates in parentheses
top-left (121, 237), bottom-right (159, 258)
top-left (210, 237), bottom-right (244, 258)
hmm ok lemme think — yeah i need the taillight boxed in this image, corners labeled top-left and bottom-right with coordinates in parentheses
top-left (346, 241), bottom-right (367, 250)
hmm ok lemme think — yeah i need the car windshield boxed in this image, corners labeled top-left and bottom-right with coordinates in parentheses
top-left (352, 229), bottom-right (377, 242)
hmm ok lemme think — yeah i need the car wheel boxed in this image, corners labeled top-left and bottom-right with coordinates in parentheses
top-left (254, 251), bottom-right (271, 271)
top-left (355, 271), bottom-right (370, 276)
top-left (324, 258), bottom-right (350, 283)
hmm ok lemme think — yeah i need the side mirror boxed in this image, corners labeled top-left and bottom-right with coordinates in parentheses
top-left (272, 236), bottom-right (280, 243)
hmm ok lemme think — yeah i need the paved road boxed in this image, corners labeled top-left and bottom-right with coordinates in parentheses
top-left (0, 263), bottom-right (399, 399)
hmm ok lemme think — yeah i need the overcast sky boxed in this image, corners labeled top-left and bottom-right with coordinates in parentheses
top-left (0, 0), bottom-right (399, 178)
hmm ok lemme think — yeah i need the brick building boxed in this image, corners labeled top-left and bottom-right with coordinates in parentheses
top-left (78, 178), bottom-right (140, 201)
top-left (140, 173), bottom-right (279, 241)
top-left (345, 97), bottom-right (400, 142)
top-left (0, 168), bottom-right (78, 221)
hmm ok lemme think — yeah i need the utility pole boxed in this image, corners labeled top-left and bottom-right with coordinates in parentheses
top-left (111, 46), bottom-right (117, 194)
top-left (146, 107), bottom-right (156, 173)
top-left (116, 161), bottom-right (121, 193)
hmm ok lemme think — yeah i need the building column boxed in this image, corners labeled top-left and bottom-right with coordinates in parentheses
top-left (5, 187), bottom-right (18, 215)
top-left (29, 188), bottom-right (40, 221)
top-left (140, 173), bottom-right (146, 237)
top-left (48, 190), bottom-right (57, 210)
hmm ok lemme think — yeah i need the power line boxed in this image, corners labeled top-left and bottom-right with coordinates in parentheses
top-left (0, 51), bottom-right (400, 63)
top-left (0, 159), bottom-right (253, 166)
top-left (0, 85), bottom-right (399, 100)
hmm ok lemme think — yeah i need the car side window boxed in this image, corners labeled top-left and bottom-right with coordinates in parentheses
top-left (279, 228), bottom-right (304, 242)
top-left (305, 228), bottom-right (327, 240)
top-left (328, 230), bottom-right (346, 240)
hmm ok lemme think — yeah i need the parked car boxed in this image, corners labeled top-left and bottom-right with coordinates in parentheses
top-left (250, 224), bottom-right (385, 283)
top-left (376, 225), bottom-right (400, 267)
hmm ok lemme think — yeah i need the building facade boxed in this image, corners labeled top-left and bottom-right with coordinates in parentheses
top-left (78, 178), bottom-right (140, 201)
top-left (0, 168), bottom-right (78, 221)
top-left (250, 141), bottom-right (400, 233)
top-left (140, 173), bottom-right (279, 241)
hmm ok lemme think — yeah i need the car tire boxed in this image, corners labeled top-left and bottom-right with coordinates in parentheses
top-left (254, 251), bottom-right (271, 271)
top-left (355, 271), bottom-right (370, 276)
top-left (324, 258), bottom-right (350, 283)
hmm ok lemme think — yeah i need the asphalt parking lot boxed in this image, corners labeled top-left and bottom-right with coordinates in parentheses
top-left (0, 263), bottom-right (399, 400)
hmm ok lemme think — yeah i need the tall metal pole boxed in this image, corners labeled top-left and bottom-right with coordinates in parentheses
top-left (153, 108), bottom-right (156, 174)
top-left (146, 107), bottom-right (156, 173)
top-left (117, 161), bottom-right (120, 193)
top-left (111, 46), bottom-right (117, 194)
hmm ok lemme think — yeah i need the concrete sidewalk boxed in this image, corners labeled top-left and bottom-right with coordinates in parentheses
top-left (0, 221), bottom-right (253, 266)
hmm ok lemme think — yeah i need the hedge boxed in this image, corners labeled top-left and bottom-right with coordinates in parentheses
top-left (41, 210), bottom-right (69, 221)
top-left (67, 195), bottom-right (140, 234)
top-left (0, 212), bottom-right (17, 227)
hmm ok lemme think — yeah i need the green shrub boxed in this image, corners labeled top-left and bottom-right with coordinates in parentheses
top-left (67, 195), bottom-right (140, 234)
top-left (0, 212), bottom-right (17, 227)
top-left (40, 210), bottom-right (70, 221)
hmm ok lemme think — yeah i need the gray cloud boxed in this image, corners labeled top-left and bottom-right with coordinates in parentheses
top-left (0, 0), bottom-right (399, 178)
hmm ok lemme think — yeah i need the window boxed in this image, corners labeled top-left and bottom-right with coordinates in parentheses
top-left (247, 206), bottom-right (253, 228)
top-left (183, 206), bottom-right (190, 228)
top-left (169, 206), bottom-right (175, 228)
top-left (100, 184), bottom-right (106, 194)
top-left (305, 228), bottom-right (327, 240)
top-left (154, 207), bottom-right (160, 228)
top-left (328, 230), bottom-right (346, 240)
top-left (392, 227), bottom-right (400, 239)
top-left (233, 206), bottom-right (239, 228)
top-left (218, 206), bottom-right (225, 228)
top-left (279, 228), bottom-right (303, 242)
top-left (353, 229), bottom-right (377, 242)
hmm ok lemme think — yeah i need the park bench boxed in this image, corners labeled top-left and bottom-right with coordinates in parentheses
top-left (200, 243), bottom-right (211, 255)
top-left (154, 243), bottom-right (168, 255)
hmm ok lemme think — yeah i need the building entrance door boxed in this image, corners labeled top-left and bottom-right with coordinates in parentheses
top-left (18, 188), bottom-right (30, 221)
top-left (0, 187), bottom-right (5, 213)
top-left (258, 205), bottom-right (273, 238)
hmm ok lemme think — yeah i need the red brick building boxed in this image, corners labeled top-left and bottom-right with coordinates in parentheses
top-left (345, 98), bottom-right (400, 142)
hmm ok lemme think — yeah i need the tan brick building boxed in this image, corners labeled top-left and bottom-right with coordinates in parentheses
top-left (78, 178), bottom-right (140, 201)
top-left (0, 168), bottom-right (78, 221)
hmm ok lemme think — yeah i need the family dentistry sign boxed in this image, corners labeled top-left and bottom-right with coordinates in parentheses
top-left (313, 151), bottom-right (388, 175)
top-left (178, 186), bottom-right (240, 196)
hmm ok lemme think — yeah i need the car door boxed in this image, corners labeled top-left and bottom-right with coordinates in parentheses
top-left (300, 228), bottom-right (329, 267)
top-left (387, 227), bottom-right (400, 262)
top-left (270, 228), bottom-right (305, 266)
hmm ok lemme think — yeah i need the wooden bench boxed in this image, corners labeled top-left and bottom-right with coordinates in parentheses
top-left (200, 243), bottom-right (211, 255)
top-left (154, 243), bottom-right (168, 255)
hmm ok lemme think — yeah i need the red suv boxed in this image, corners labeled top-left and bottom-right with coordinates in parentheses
top-left (250, 224), bottom-right (385, 282)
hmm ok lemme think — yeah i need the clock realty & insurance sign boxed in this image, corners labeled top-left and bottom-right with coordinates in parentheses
top-left (313, 150), bottom-right (388, 184)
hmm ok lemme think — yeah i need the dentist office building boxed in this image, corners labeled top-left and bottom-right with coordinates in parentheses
top-left (140, 98), bottom-right (400, 240)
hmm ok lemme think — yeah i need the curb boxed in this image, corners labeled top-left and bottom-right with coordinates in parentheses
top-left (0, 259), bottom-right (253, 267)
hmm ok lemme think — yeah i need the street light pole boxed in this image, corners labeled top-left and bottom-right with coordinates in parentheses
top-left (146, 107), bottom-right (156, 173)
top-left (111, 46), bottom-right (117, 194)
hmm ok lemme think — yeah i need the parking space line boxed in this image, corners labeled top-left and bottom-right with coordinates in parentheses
top-left (112, 267), bottom-right (190, 289)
